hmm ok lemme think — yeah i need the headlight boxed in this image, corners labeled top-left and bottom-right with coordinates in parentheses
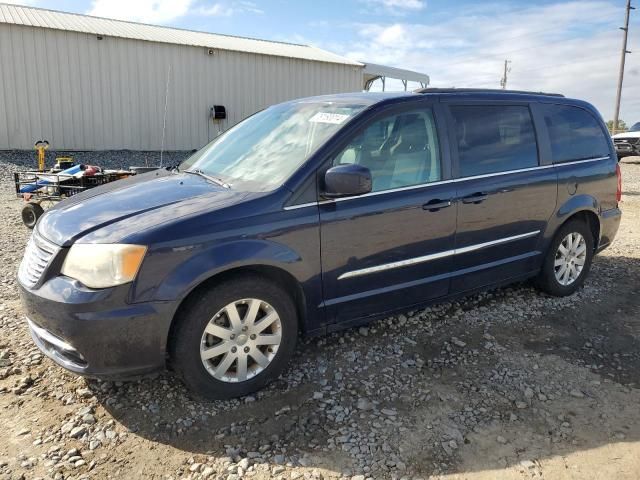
top-left (61, 244), bottom-right (147, 289)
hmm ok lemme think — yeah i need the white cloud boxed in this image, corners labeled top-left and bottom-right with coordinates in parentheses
top-left (364, 0), bottom-right (425, 13)
top-left (198, 3), bottom-right (234, 16)
top-left (87, 0), bottom-right (193, 23)
top-left (339, 1), bottom-right (639, 122)
top-left (376, 24), bottom-right (407, 45)
top-left (197, 1), bottom-right (264, 17)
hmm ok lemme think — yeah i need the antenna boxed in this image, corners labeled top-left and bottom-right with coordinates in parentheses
top-left (159, 64), bottom-right (171, 167)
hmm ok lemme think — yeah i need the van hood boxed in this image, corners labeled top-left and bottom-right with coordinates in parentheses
top-left (37, 169), bottom-right (255, 246)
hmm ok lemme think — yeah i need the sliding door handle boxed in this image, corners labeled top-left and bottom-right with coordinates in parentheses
top-left (423, 199), bottom-right (452, 212)
top-left (461, 192), bottom-right (488, 204)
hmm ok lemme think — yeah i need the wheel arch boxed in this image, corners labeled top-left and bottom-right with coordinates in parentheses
top-left (551, 194), bottom-right (602, 250)
top-left (166, 264), bottom-right (308, 358)
top-left (563, 210), bottom-right (600, 250)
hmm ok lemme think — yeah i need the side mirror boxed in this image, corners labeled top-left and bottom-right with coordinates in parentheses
top-left (324, 164), bottom-right (372, 198)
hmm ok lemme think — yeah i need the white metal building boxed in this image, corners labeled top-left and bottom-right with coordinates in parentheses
top-left (0, 4), bottom-right (428, 151)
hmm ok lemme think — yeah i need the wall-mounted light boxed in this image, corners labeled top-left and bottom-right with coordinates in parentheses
top-left (210, 105), bottom-right (226, 120)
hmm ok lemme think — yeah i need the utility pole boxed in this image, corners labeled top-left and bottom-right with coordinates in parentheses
top-left (613, 0), bottom-right (634, 135)
top-left (500, 59), bottom-right (511, 89)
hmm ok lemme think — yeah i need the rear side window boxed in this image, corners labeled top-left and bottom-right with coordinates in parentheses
top-left (542, 105), bottom-right (610, 163)
top-left (450, 105), bottom-right (538, 177)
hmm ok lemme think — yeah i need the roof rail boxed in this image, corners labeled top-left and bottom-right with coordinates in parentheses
top-left (414, 87), bottom-right (564, 97)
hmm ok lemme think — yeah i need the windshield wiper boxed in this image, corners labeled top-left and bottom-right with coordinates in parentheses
top-left (186, 169), bottom-right (231, 188)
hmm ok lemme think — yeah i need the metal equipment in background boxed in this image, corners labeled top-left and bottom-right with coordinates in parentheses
top-left (34, 140), bottom-right (49, 171)
top-left (14, 144), bottom-right (136, 228)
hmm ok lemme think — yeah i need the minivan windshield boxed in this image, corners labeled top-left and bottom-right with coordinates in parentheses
top-left (180, 101), bottom-right (368, 191)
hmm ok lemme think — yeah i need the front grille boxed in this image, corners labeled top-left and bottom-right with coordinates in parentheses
top-left (18, 231), bottom-right (58, 288)
top-left (615, 137), bottom-right (640, 145)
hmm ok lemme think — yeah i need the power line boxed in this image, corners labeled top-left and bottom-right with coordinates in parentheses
top-left (439, 54), bottom-right (625, 89)
top-left (427, 30), bottom-right (618, 70)
top-left (424, 6), bottom-right (621, 69)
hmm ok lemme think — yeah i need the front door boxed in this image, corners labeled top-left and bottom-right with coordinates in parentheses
top-left (319, 104), bottom-right (457, 325)
top-left (446, 102), bottom-right (558, 292)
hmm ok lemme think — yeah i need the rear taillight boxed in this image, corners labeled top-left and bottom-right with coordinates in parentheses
top-left (616, 163), bottom-right (622, 203)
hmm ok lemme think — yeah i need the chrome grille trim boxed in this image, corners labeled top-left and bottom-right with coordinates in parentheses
top-left (18, 231), bottom-right (58, 289)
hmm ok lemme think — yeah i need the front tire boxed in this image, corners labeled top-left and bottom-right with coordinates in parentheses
top-left (536, 220), bottom-right (594, 296)
top-left (170, 275), bottom-right (298, 400)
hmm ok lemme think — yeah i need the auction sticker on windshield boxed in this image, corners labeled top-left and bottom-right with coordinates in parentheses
top-left (309, 112), bottom-right (350, 124)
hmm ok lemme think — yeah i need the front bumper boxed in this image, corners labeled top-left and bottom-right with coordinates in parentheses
top-left (19, 276), bottom-right (175, 379)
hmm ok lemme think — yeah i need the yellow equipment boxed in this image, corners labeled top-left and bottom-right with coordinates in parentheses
top-left (34, 140), bottom-right (49, 171)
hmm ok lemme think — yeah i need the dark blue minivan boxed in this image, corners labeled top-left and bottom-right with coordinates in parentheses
top-left (18, 89), bottom-right (622, 399)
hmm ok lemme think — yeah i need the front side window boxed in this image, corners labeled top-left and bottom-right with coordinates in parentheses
top-left (542, 105), bottom-right (610, 163)
top-left (332, 108), bottom-right (441, 192)
top-left (181, 102), bottom-right (367, 191)
top-left (450, 105), bottom-right (538, 177)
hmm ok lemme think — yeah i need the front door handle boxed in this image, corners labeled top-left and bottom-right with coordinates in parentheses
top-left (423, 199), bottom-right (452, 212)
top-left (461, 192), bottom-right (488, 204)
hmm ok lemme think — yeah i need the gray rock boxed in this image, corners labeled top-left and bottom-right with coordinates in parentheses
top-left (69, 426), bottom-right (87, 439)
top-left (81, 414), bottom-right (96, 424)
top-left (202, 466), bottom-right (215, 477)
top-left (569, 389), bottom-right (585, 398)
top-left (76, 388), bottom-right (93, 399)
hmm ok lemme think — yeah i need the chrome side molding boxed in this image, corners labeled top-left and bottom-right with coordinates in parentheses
top-left (338, 230), bottom-right (540, 280)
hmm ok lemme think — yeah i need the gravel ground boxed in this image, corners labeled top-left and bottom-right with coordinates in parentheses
top-left (0, 154), bottom-right (639, 480)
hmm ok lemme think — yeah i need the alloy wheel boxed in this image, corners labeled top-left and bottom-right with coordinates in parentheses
top-left (200, 298), bottom-right (282, 383)
top-left (554, 232), bottom-right (587, 286)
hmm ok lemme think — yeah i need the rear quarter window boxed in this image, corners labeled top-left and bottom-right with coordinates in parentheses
top-left (541, 104), bottom-right (610, 163)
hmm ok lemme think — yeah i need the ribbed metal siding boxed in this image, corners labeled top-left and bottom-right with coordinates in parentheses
top-left (0, 3), bottom-right (363, 66)
top-left (0, 24), bottom-right (363, 150)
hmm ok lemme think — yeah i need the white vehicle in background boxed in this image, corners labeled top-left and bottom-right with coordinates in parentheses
top-left (613, 122), bottom-right (640, 158)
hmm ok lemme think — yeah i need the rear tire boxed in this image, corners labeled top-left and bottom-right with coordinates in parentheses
top-left (535, 219), bottom-right (594, 296)
top-left (21, 202), bottom-right (44, 229)
top-left (170, 275), bottom-right (298, 400)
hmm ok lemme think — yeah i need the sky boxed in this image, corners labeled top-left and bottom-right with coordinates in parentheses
top-left (6, 0), bottom-right (640, 124)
